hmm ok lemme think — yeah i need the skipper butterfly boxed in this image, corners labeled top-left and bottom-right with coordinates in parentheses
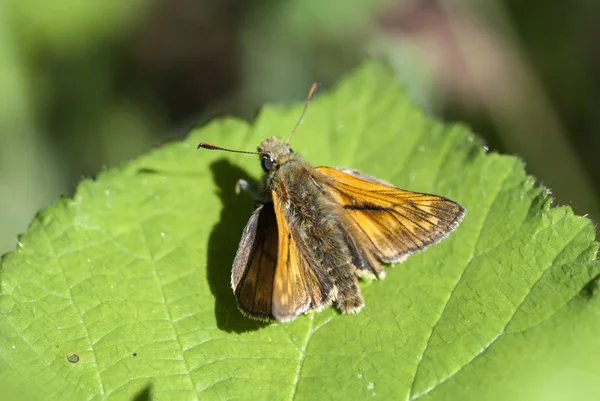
top-left (199, 84), bottom-right (465, 321)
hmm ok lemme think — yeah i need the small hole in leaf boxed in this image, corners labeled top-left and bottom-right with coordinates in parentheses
top-left (133, 353), bottom-right (137, 357)
top-left (66, 354), bottom-right (80, 364)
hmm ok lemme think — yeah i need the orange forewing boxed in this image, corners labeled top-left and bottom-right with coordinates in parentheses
top-left (316, 167), bottom-right (465, 264)
top-left (270, 190), bottom-right (326, 321)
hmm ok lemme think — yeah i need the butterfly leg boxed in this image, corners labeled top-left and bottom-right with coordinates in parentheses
top-left (235, 179), bottom-right (265, 201)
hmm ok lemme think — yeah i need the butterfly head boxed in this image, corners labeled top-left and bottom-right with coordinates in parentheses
top-left (257, 137), bottom-right (295, 172)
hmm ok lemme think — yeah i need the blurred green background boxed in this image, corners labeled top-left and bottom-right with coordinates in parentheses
top-left (1, 0), bottom-right (599, 255)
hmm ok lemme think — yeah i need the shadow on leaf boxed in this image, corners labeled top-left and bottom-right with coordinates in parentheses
top-left (206, 159), bottom-right (269, 333)
top-left (133, 384), bottom-right (152, 401)
top-left (580, 273), bottom-right (600, 300)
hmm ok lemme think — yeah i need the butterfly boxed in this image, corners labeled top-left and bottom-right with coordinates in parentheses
top-left (198, 84), bottom-right (465, 322)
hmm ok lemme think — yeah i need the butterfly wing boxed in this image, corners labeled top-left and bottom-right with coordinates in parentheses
top-left (231, 202), bottom-right (279, 320)
top-left (270, 189), bottom-right (337, 321)
top-left (231, 192), bottom-right (332, 321)
top-left (316, 166), bottom-right (465, 265)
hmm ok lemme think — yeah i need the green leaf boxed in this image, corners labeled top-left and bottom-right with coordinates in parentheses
top-left (1, 63), bottom-right (599, 401)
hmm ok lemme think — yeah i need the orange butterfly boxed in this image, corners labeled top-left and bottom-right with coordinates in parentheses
top-left (199, 84), bottom-right (465, 322)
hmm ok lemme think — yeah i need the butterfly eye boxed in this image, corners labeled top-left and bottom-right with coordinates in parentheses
top-left (261, 156), bottom-right (275, 172)
top-left (289, 148), bottom-right (294, 154)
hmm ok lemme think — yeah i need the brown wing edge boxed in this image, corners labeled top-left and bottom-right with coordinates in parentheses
top-left (390, 198), bottom-right (465, 257)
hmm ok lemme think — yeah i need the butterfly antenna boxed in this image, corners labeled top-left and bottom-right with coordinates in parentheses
top-left (286, 82), bottom-right (319, 144)
top-left (197, 143), bottom-right (258, 155)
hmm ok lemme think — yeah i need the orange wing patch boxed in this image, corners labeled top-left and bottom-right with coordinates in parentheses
top-left (271, 190), bottom-right (325, 321)
top-left (316, 167), bottom-right (465, 264)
